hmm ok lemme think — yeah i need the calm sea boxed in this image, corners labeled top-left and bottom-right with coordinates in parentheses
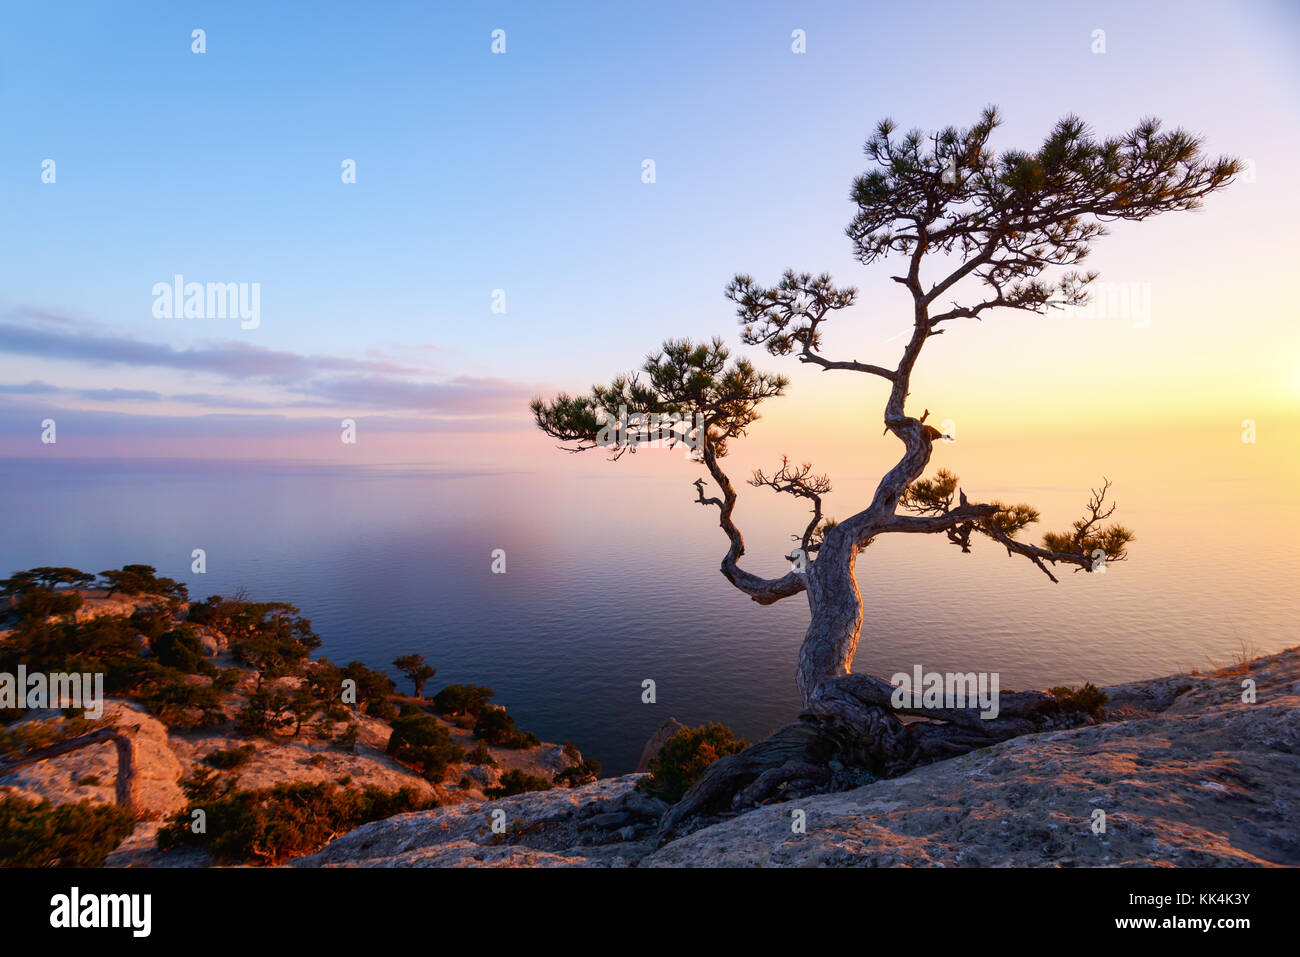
top-left (2, 437), bottom-right (1295, 774)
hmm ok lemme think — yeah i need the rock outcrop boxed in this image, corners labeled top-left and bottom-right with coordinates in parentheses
top-left (0, 700), bottom-right (186, 821)
top-left (299, 647), bottom-right (1300, 867)
top-left (636, 717), bottom-right (687, 772)
top-left (6, 578), bottom-right (1294, 868)
top-left (294, 775), bottom-right (664, 867)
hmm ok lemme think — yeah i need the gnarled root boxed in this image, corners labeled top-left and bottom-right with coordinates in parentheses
top-left (655, 719), bottom-right (841, 842)
top-left (655, 674), bottom-right (1088, 843)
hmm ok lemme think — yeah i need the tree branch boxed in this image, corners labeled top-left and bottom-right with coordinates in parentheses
top-left (694, 449), bottom-right (806, 605)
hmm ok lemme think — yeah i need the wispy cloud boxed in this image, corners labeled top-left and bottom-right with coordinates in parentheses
top-left (0, 400), bottom-right (526, 439)
top-left (0, 309), bottom-right (539, 419)
top-left (0, 315), bottom-right (419, 379)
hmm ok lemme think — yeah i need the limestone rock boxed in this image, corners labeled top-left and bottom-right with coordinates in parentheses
top-left (0, 699), bottom-right (185, 820)
top-left (636, 717), bottom-right (687, 772)
top-left (464, 763), bottom-right (502, 789)
top-left (293, 775), bottom-right (653, 868)
top-left (300, 648), bottom-right (1300, 868)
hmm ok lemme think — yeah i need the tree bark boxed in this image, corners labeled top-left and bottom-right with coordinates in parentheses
top-left (658, 421), bottom-right (1086, 842)
top-left (0, 725), bottom-right (144, 820)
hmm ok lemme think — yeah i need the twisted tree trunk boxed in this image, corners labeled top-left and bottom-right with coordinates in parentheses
top-left (658, 423), bottom-right (1081, 841)
top-left (657, 552), bottom-right (1075, 841)
top-left (534, 111), bottom-right (1229, 845)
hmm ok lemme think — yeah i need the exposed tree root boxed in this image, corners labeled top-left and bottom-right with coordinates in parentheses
top-left (0, 724), bottom-right (145, 820)
top-left (655, 678), bottom-right (1089, 843)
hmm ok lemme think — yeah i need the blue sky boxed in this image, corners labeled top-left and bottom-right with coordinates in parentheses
top-left (1, 0), bottom-right (1296, 462)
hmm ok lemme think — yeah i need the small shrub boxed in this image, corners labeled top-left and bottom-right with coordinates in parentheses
top-left (466, 741), bottom-right (497, 766)
top-left (140, 668), bottom-right (225, 729)
top-left (0, 795), bottom-right (135, 867)
top-left (235, 688), bottom-right (315, 738)
top-left (325, 704), bottom-right (351, 722)
top-left (333, 722), bottom-right (360, 752)
top-left (179, 766), bottom-right (240, 804)
top-left (203, 743), bottom-right (256, 770)
top-left (99, 564), bottom-right (188, 604)
top-left (486, 770), bottom-right (553, 798)
top-left (335, 661), bottom-right (398, 721)
top-left (157, 782), bottom-right (436, 864)
top-left (473, 707), bottom-right (540, 749)
top-left (641, 722), bottom-right (748, 803)
top-left (151, 626), bottom-right (207, 673)
top-left (0, 718), bottom-right (96, 760)
top-left (1047, 682), bottom-right (1109, 717)
top-left (431, 684), bottom-right (495, 718)
top-left (386, 713), bottom-right (465, 782)
top-left (554, 758), bottom-right (602, 787)
top-left (13, 587), bottom-right (83, 621)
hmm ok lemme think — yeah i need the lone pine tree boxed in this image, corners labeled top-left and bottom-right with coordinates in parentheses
top-left (533, 109), bottom-right (1238, 837)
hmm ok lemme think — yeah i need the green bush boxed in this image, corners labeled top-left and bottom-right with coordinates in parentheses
top-left (554, 758), bottom-right (602, 787)
top-left (333, 722), bottom-right (360, 752)
top-left (139, 667), bottom-right (226, 729)
top-left (1, 567), bottom-right (94, 595)
top-left (180, 766), bottom-right (240, 804)
top-left (432, 684), bottom-right (495, 718)
top-left (235, 688), bottom-right (315, 738)
top-left (13, 587), bottom-right (83, 621)
top-left (157, 782), bottom-right (436, 864)
top-left (642, 722), bottom-right (748, 803)
top-left (336, 661), bottom-right (398, 722)
top-left (184, 594), bottom-right (247, 628)
top-left (325, 704), bottom-right (351, 722)
top-left (203, 743), bottom-right (257, 770)
top-left (227, 603), bottom-right (321, 687)
top-left (151, 625), bottom-right (207, 672)
top-left (0, 718), bottom-right (97, 757)
top-left (466, 741), bottom-right (497, 766)
top-left (0, 615), bottom-right (149, 697)
top-left (473, 707), bottom-right (540, 749)
top-left (130, 607), bottom-right (174, 642)
top-left (1047, 682), bottom-right (1109, 717)
top-left (386, 713), bottom-right (465, 782)
top-left (0, 795), bottom-right (135, 867)
top-left (99, 564), bottom-right (188, 604)
top-left (486, 770), bottom-right (553, 798)
top-left (0, 568), bottom-right (92, 623)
